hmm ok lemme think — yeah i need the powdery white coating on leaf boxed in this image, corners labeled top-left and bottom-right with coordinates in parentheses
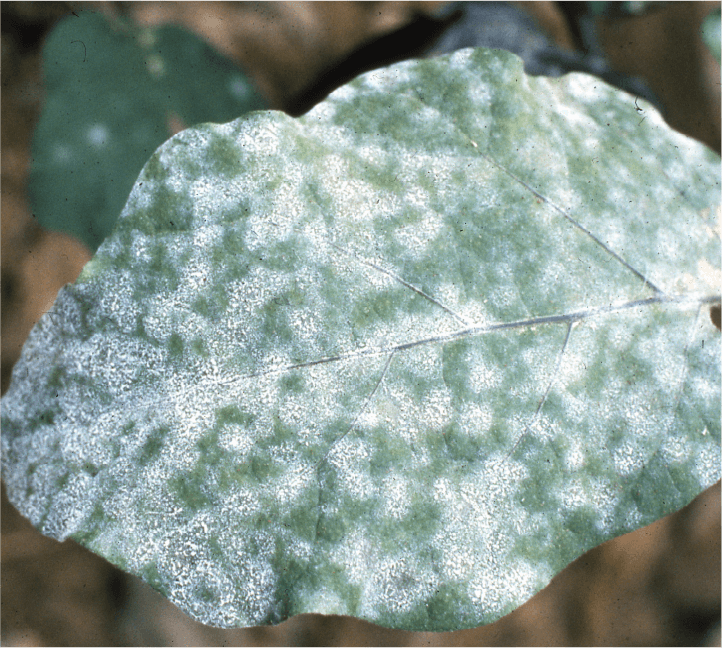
top-left (2, 48), bottom-right (720, 632)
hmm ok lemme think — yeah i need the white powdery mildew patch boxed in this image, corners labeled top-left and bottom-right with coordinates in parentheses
top-left (91, 270), bottom-right (139, 334)
top-left (326, 436), bottom-right (375, 500)
top-left (338, 258), bottom-right (390, 304)
top-left (664, 134), bottom-right (714, 183)
top-left (332, 528), bottom-right (373, 585)
top-left (392, 211), bottom-right (447, 262)
top-left (159, 397), bottom-right (211, 458)
top-left (305, 98), bottom-right (337, 123)
top-left (561, 72), bottom-right (616, 107)
top-left (514, 135), bottom-right (558, 173)
top-left (120, 174), bottom-right (157, 218)
top-left (640, 330), bottom-right (688, 394)
top-left (296, 424), bottom-right (324, 449)
top-left (357, 382), bottom-right (400, 432)
top-left (700, 204), bottom-right (722, 241)
top-left (485, 274), bottom-right (521, 314)
top-left (279, 391), bottom-right (314, 430)
top-left (246, 181), bottom-right (308, 251)
top-left (142, 296), bottom-right (185, 341)
top-left (685, 308), bottom-right (722, 386)
top-left (226, 267), bottom-right (291, 323)
top-left (99, 449), bottom-right (138, 505)
top-left (688, 363), bottom-right (722, 406)
top-left (542, 78), bottom-right (596, 135)
top-left (288, 307), bottom-right (322, 350)
top-left (526, 412), bottom-right (561, 445)
top-left (126, 228), bottom-right (155, 265)
top-left (564, 436), bottom-right (586, 471)
top-left (600, 188), bottom-right (637, 244)
top-left (218, 422), bottom-right (254, 457)
top-left (429, 282), bottom-right (471, 325)
top-left (584, 477), bottom-right (622, 533)
top-left (274, 462), bottom-right (315, 505)
top-left (361, 65), bottom-right (412, 93)
top-left (325, 81), bottom-right (358, 104)
top-left (355, 142), bottom-right (390, 167)
top-left (326, 177), bottom-right (389, 230)
top-left (396, 181), bottom-right (430, 211)
top-left (64, 334), bottom-right (133, 400)
top-left (41, 471), bottom-right (97, 540)
top-left (219, 484), bottom-right (263, 519)
top-left (431, 457), bottom-right (530, 608)
top-left (457, 402), bottom-right (494, 437)
top-left (13, 463), bottom-right (61, 528)
top-left (380, 473), bottom-right (410, 519)
top-left (190, 178), bottom-right (235, 225)
top-left (393, 153), bottom-right (460, 210)
top-left (535, 257), bottom-right (571, 295)
top-left (473, 558), bottom-right (551, 616)
top-left (59, 415), bottom-right (112, 469)
top-left (611, 437), bottom-right (648, 477)
top-left (312, 122), bottom-right (358, 152)
top-left (298, 587), bottom-right (347, 617)
top-left (448, 47), bottom-right (476, 69)
top-left (557, 345), bottom-right (590, 387)
top-left (415, 387), bottom-right (454, 431)
top-left (288, 367), bottom-right (350, 426)
top-left (347, 313), bottom-right (396, 354)
top-left (163, 528), bottom-right (269, 626)
top-left (207, 121), bottom-right (238, 138)
top-left (460, 298), bottom-right (495, 328)
top-left (559, 392), bottom-right (610, 460)
top-left (660, 435), bottom-right (692, 466)
top-left (472, 545), bottom-right (537, 613)
top-left (223, 374), bottom-right (278, 434)
top-left (180, 254), bottom-right (214, 298)
top-left (692, 441), bottom-right (722, 488)
top-left (235, 115), bottom-right (283, 157)
top-left (363, 555), bottom-right (439, 619)
top-left (558, 478), bottom-right (592, 511)
top-left (690, 257), bottom-right (722, 295)
top-left (331, 530), bottom-right (438, 617)
top-left (519, 341), bottom-right (560, 390)
top-left (395, 343), bottom-right (442, 385)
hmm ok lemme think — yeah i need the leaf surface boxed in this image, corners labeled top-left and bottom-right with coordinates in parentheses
top-left (2, 48), bottom-right (720, 631)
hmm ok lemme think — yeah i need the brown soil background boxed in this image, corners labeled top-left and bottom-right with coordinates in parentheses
top-left (1, 2), bottom-right (720, 645)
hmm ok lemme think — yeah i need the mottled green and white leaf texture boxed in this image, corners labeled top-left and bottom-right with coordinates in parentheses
top-left (2, 48), bottom-right (720, 631)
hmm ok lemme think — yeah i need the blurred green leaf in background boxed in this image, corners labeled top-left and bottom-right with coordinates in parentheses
top-left (28, 11), bottom-right (267, 252)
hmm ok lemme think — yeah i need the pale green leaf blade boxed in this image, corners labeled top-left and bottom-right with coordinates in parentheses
top-left (2, 48), bottom-right (720, 631)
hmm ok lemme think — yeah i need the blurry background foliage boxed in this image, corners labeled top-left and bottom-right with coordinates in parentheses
top-left (702, 7), bottom-right (721, 65)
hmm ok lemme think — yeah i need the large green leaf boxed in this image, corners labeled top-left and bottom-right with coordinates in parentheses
top-left (28, 11), bottom-right (267, 252)
top-left (2, 48), bottom-right (720, 631)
